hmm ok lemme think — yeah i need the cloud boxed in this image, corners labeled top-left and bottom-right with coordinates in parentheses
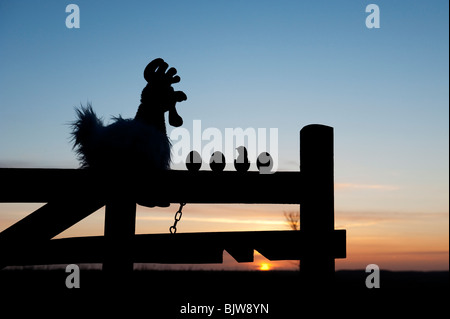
top-left (382, 250), bottom-right (449, 256)
top-left (0, 160), bottom-right (36, 168)
top-left (335, 183), bottom-right (400, 191)
top-left (335, 211), bottom-right (449, 229)
top-left (137, 215), bottom-right (287, 226)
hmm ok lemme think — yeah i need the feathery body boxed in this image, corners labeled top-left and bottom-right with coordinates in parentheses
top-left (71, 58), bottom-right (186, 171)
top-left (71, 104), bottom-right (171, 170)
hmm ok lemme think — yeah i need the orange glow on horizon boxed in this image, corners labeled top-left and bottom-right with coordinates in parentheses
top-left (1, 203), bottom-right (448, 271)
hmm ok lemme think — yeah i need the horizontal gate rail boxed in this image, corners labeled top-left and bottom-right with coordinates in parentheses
top-left (4, 230), bottom-right (346, 266)
top-left (0, 169), bottom-right (301, 204)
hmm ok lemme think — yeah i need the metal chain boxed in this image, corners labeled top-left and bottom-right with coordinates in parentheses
top-left (169, 202), bottom-right (186, 234)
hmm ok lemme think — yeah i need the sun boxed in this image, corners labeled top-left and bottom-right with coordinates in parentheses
top-left (259, 263), bottom-right (271, 271)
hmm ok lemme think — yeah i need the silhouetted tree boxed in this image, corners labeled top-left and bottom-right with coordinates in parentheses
top-left (284, 211), bottom-right (299, 231)
top-left (284, 211), bottom-right (300, 270)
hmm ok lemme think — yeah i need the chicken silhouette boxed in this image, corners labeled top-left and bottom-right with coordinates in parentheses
top-left (256, 152), bottom-right (273, 174)
top-left (71, 58), bottom-right (187, 171)
top-left (234, 146), bottom-right (250, 172)
top-left (209, 151), bottom-right (226, 172)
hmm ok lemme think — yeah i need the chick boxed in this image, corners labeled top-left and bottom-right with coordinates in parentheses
top-left (234, 146), bottom-right (250, 172)
top-left (256, 152), bottom-right (273, 174)
top-left (209, 151), bottom-right (226, 172)
top-left (186, 150), bottom-right (202, 172)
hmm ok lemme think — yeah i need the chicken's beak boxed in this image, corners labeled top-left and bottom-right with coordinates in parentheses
top-left (168, 91), bottom-right (187, 127)
top-left (169, 105), bottom-right (183, 127)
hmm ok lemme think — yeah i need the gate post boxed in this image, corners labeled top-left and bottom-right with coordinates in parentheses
top-left (300, 124), bottom-right (335, 285)
top-left (103, 200), bottom-right (136, 281)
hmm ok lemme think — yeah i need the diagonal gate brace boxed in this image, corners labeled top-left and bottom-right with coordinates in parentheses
top-left (0, 200), bottom-right (104, 268)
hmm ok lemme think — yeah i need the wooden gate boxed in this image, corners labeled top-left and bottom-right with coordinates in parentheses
top-left (0, 124), bottom-right (346, 284)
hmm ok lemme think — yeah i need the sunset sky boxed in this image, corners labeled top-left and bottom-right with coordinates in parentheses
top-left (0, 1), bottom-right (448, 271)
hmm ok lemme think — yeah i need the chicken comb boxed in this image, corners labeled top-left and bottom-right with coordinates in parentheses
top-left (143, 58), bottom-right (181, 86)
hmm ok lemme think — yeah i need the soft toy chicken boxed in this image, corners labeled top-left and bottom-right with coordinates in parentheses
top-left (71, 58), bottom-right (187, 171)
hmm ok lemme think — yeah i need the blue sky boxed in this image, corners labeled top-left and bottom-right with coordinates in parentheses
top-left (0, 1), bottom-right (448, 270)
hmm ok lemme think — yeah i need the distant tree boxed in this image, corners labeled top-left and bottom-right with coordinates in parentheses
top-left (283, 211), bottom-right (300, 270)
top-left (284, 211), bottom-right (299, 231)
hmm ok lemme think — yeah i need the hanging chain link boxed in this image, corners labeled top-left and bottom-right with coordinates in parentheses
top-left (169, 202), bottom-right (186, 234)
